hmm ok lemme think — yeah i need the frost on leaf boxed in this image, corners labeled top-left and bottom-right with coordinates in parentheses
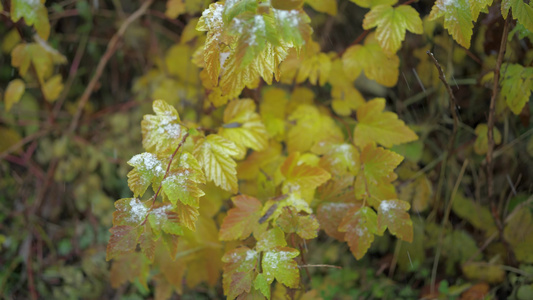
top-left (317, 202), bottom-right (361, 241)
top-left (141, 100), bottom-right (186, 155)
top-left (220, 195), bottom-right (263, 241)
top-left (354, 144), bottom-right (403, 204)
top-left (342, 34), bottom-right (400, 87)
top-left (377, 199), bottom-right (413, 242)
top-left (219, 99), bottom-right (269, 158)
top-left (113, 198), bottom-right (150, 227)
top-left (162, 152), bottom-right (206, 207)
top-left (147, 203), bottom-right (183, 237)
top-left (261, 246), bottom-right (300, 287)
top-left (256, 227), bottom-right (287, 252)
top-left (193, 134), bottom-right (240, 193)
top-left (362, 4), bottom-right (423, 54)
top-left (127, 152), bottom-right (165, 197)
top-left (429, 0), bottom-right (474, 48)
top-left (318, 143), bottom-right (360, 177)
top-left (276, 208), bottom-right (319, 240)
top-left (281, 152), bottom-right (331, 194)
top-left (354, 98), bottom-right (418, 148)
top-left (499, 63), bottom-right (533, 115)
top-left (338, 206), bottom-right (379, 260)
top-left (222, 247), bottom-right (259, 299)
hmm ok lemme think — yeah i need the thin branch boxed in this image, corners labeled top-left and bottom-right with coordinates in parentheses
top-left (68, 0), bottom-right (154, 133)
top-left (487, 13), bottom-right (511, 202)
top-left (0, 130), bottom-right (49, 161)
top-left (427, 51), bottom-right (459, 152)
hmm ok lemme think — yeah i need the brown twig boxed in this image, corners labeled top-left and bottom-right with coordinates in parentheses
top-left (427, 51), bottom-right (459, 151)
top-left (68, 0), bottom-right (154, 134)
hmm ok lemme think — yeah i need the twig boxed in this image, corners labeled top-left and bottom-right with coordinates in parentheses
top-left (68, 0), bottom-right (154, 133)
top-left (430, 159), bottom-right (468, 295)
top-left (0, 130), bottom-right (49, 161)
top-left (487, 13), bottom-right (511, 202)
top-left (427, 51), bottom-right (459, 151)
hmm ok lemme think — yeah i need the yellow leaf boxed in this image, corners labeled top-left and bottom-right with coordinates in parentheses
top-left (11, 42), bottom-right (66, 84)
top-left (43, 74), bottom-right (64, 102)
top-left (141, 100), bottom-right (187, 155)
top-left (296, 52), bottom-right (331, 86)
top-left (399, 175), bottom-right (433, 213)
top-left (354, 144), bottom-right (403, 203)
top-left (218, 99), bottom-right (268, 158)
top-left (1, 29), bottom-right (21, 54)
top-left (331, 85), bottom-right (365, 116)
top-left (462, 262), bottom-right (505, 284)
top-left (193, 134), bottom-right (239, 193)
top-left (342, 34), bottom-right (400, 86)
top-left (429, 0), bottom-right (474, 48)
top-left (349, 0), bottom-right (397, 8)
top-left (260, 88), bottom-right (289, 140)
top-left (237, 141), bottom-right (282, 180)
top-left (165, 0), bottom-right (186, 18)
top-left (165, 44), bottom-right (199, 85)
top-left (0, 127), bottom-right (22, 153)
top-left (10, 0), bottom-right (50, 40)
top-left (474, 123), bottom-right (502, 155)
top-left (4, 79), bottom-right (25, 112)
top-left (363, 4), bottom-right (423, 54)
top-left (181, 18), bottom-right (201, 43)
top-left (354, 98), bottom-right (418, 148)
top-left (197, 3), bottom-right (226, 87)
top-left (272, 0), bottom-right (304, 10)
top-left (288, 87), bottom-right (314, 114)
top-left (305, 0), bottom-right (337, 15)
top-left (281, 152), bottom-right (331, 193)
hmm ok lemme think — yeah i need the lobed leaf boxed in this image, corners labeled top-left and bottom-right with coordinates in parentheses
top-left (261, 246), bottom-right (300, 287)
top-left (281, 152), bottom-right (331, 193)
top-left (338, 206), bottom-right (379, 259)
top-left (429, 0), bottom-right (474, 48)
top-left (127, 152), bottom-right (165, 197)
top-left (222, 247), bottom-right (259, 299)
top-left (376, 199), bottom-right (413, 242)
top-left (141, 100), bottom-right (187, 155)
top-left (220, 195), bottom-right (263, 241)
top-left (500, 63), bottom-right (533, 115)
top-left (106, 225), bottom-right (142, 261)
top-left (276, 209), bottom-right (319, 240)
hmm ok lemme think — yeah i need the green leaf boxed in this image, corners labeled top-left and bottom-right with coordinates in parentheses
top-left (500, 63), bottom-right (533, 115)
top-left (10, 0), bottom-right (50, 40)
top-left (112, 198), bottom-right (150, 227)
top-left (338, 206), bottom-right (379, 259)
top-left (470, 0), bottom-right (493, 21)
top-left (261, 246), bottom-right (300, 287)
top-left (253, 273), bottom-right (271, 299)
top-left (349, 0), bottom-right (397, 8)
top-left (429, 0), bottom-right (474, 48)
top-left (127, 152), bottom-right (165, 197)
top-left (162, 152), bottom-right (206, 207)
top-left (376, 199), bottom-right (413, 242)
top-left (362, 4), bottom-right (423, 54)
top-left (502, 0), bottom-right (533, 32)
top-left (141, 100), bottom-right (187, 155)
top-left (193, 134), bottom-right (240, 193)
top-left (256, 227), bottom-right (287, 252)
top-left (276, 209), bottom-right (319, 240)
top-left (222, 247), bottom-right (259, 299)
top-left (473, 124), bottom-right (502, 155)
top-left (106, 225), bottom-right (142, 261)
top-left (273, 8), bottom-right (312, 46)
top-left (220, 195), bottom-right (263, 241)
top-left (4, 79), bottom-right (25, 112)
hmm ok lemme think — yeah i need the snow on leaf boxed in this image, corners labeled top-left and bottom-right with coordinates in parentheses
top-left (147, 203), bottom-right (183, 238)
top-left (317, 202), bottom-right (361, 241)
top-left (10, 0), bottom-right (50, 40)
top-left (273, 8), bottom-right (312, 46)
top-left (219, 99), bottom-right (269, 158)
top-left (354, 144), bottom-right (404, 203)
top-left (106, 225), bottom-right (142, 261)
top-left (474, 124), bottom-right (502, 155)
top-left (112, 198), bottom-right (149, 227)
top-left (193, 134), bottom-right (240, 193)
top-left (162, 168), bottom-right (205, 207)
top-left (338, 206), bottom-right (379, 260)
top-left (500, 63), bottom-right (533, 115)
top-left (276, 209), bottom-right (319, 240)
top-left (141, 100), bottom-right (186, 155)
top-left (261, 246), bottom-right (300, 287)
top-left (197, 3), bottom-right (226, 86)
top-left (256, 227), bottom-right (287, 252)
top-left (377, 199), bottom-right (413, 242)
top-left (363, 4), bottom-right (423, 54)
top-left (220, 195), bottom-right (263, 241)
top-left (222, 247), bottom-right (259, 299)
top-left (281, 152), bottom-right (331, 193)
top-left (342, 34), bottom-right (400, 86)
top-left (127, 152), bottom-right (165, 197)
top-left (429, 0), bottom-right (474, 48)
top-left (354, 98), bottom-right (418, 148)
top-left (318, 143), bottom-right (360, 177)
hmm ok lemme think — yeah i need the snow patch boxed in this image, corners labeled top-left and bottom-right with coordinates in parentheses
top-left (129, 198), bottom-right (148, 223)
top-left (129, 153), bottom-right (164, 177)
top-left (380, 200), bottom-right (396, 213)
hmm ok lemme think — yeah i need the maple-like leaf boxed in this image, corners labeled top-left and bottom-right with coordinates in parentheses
top-left (110, 252), bottom-right (150, 288)
top-left (470, 0), bottom-right (493, 21)
top-left (193, 134), bottom-right (240, 193)
top-left (175, 201), bottom-right (200, 231)
top-left (331, 84), bottom-right (365, 117)
top-left (4, 79), bottom-right (25, 112)
top-left (363, 4), bottom-right (423, 54)
top-left (280, 152), bottom-right (331, 193)
top-left (353, 98), bottom-right (418, 148)
top-left (147, 203), bottom-right (183, 237)
top-left (354, 144), bottom-right (403, 203)
top-left (141, 100), bottom-right (187, 155)
top-left (429, 0), bottom-right (474, 48)
top-left (11, 43), bottom-right (66, 84)
top-left (127, 152), bottom-right (165, 197)
top-left (253, 273), bottom-right (271, 299)
top-left (220, 195), bottom-right (263, 241)
top-left (261, 193), bottom-right (313, 224)
top-left (318, 143), bottom-right (360, 176)
top-left (112, 198), bottom-right (150, 227)
top-left (317, 202), bottom-right (360, 241)
top-left (106, 225), bottom-right (142, 261)
top-left (349, 0), bottom-right (397, 8)
top-left (273, 8), bottom-right (312, 48)
top-left (473, 124), bottom-right (502, 155)
top-left (502, 0), bottom-right (533, 32)
top-left (342, 34), bottom-right (400, 86)
top-left (276, 209), bottom-right (319, 240)
top-left (339, 206), bottom-right (379, 259)
top-left (10, 0), bottom-right (50, 40)
top-left (377, 199), bottom-right (413, 242)
top-left (256, 227), bottom-right (287, 252)
top-left (222, 247), bottom-right (259, 299)
top-left (219, 99), bottom-right (268, 158)
top-left (261, 246), bottom-right (300, 287)
top-left (196, 3), bottom-right (226, 86)
top-left (162, 152), bottom-right (206, 207)
top-left (296, 52), bottom-right (331, 86)
top-left (500, 63), bottom-right (533, 115)
top-left (140, 223), bottom-right (156, 262)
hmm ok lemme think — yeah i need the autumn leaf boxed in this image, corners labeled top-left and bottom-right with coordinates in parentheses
top-left (175, 201), bottom-right (200, 231)
top-left (253, 273), bottom-right (271, 299)
top-left (222, 247), bottom-right (259, 299)
top-left (193, 134), bottom-right (240, 193)
top-left (261, 246), bottom-right (300, 287)
top-left (140, 222), bottom-right (156, 262)
top-left (474, 124), bottom-right (502, 155)
top-left (112, 198), bottom-right (150, 227)
top-left (10, 0), bottom-right (50, 40)
top-left (256, 227), bottom-right (287, 252)
top-left (317, 202), bottom-right (360, 241)
top-left (220, 195), bottom-right (263, 241)
top-left (305, 0), bottom-right (337, 15)
top-left (338, 206), bottom-right (379, 259)
top-left (353, 98), bottom-right (418, 148)
top-left (376, 199), bottom-right (413, 242)
top-left (318, 143), bottom-right (360, 176)
top-left (331, 84), bottom-right (365, 117)
top-left (429, 0), bottom-right (474, 48)
top-left (106, 225), bottom-right (142, 261)
top-left (363, 4), bottom-right (423, 54)
top-left (4, 79), bottom-right (25, 112)
top-left (276, 208), bottom-right (319, 240)
top-left (42, 74), bottom-right (64, 102)
top-left (110, 252), bottom-right (150, 288)
top-left (11, 43), bottom-right (66, 84)
top-left (280, 152), bottom-right (331, 193)
top-left (141, 100), bottom-right (187, 155)
top-left (196, 3), bottom-right (226, 86)
top-left (342, 34), bottom-right (400, 86)
top-left (127, 152), bottom-right (165, 197)
top-left (354, 144), bottom-right (403, 203)
top-left (219, 99), bottom-right (269, 157)
top-left (162, 152), bottom-right (206, 207)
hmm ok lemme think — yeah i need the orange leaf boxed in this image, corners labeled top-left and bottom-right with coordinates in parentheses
top-left (377, 199), bottom-right (413, 242)
top-left (220, 195), bottom-right (263, 241)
